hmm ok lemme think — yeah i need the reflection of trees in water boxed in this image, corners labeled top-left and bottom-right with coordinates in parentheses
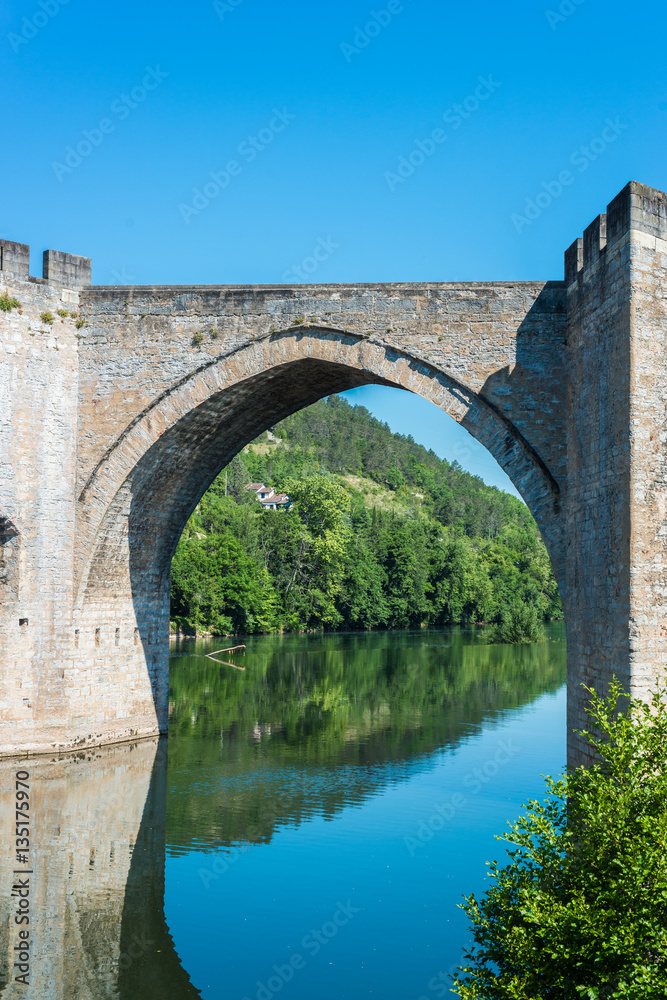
top-left (0, 629), bottom-right (564, 1000)
top-left (0, 740), bottom-right (201, 1000)
top-left (167, 627), bottom-right (566, 852)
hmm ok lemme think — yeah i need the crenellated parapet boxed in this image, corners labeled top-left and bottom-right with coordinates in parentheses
top-left (565, 181), bottom-right (667, 287)
top-left (0, 239), bottom-right (91, 290)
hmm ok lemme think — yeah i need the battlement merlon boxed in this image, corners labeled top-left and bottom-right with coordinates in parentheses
top-left (43, 249), bottom-right (92, 290)
top-left (0, 240), bottom-right (91, 290)
top-left (565, 181), bottom-right (667, 286)
top-left (0, 240), bottom-right (30, 281)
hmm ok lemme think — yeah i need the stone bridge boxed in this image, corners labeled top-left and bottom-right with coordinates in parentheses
top-left (1, 180), bottom-right (666, 765)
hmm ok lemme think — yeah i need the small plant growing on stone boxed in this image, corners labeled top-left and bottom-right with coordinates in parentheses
top-left (57, 309), bottom-right (69, 319)
top-left (192, 332), bottom-right (204, 347)
top-left (40, 311), bottom-right (55, 325)
top-left (295, 316), bottom-right (305, 325)
top-left (270, 325), bottom-right (278, 333)
top-left (310, 316), bottom-right (318, 322)
top-left (70, 311), bottom-right (78, 319)
top-left (140, 313), bottom-right (147, 319)
top-left (0, 293), bottom-right (21, 312)
top-left (210, 329), bottom-right (219, 339)
top-left (76, 318), bottom-right (85, 329)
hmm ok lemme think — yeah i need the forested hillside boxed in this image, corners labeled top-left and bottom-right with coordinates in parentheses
top-left (170, 395), bottom-right (562, 635)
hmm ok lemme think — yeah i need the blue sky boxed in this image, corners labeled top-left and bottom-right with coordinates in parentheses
top-left (3, 0), bottom-right (665, 496)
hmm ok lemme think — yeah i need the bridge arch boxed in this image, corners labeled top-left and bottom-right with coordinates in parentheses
top-left (6, 181), bottom-right (667, 764)
top-left (75, 325), bottom-right (564, 618)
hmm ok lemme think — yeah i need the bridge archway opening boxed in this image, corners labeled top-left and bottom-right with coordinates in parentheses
top-left (75, 328), bottom-right (565, 732)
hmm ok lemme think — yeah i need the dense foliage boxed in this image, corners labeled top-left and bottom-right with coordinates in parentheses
top-left (452, 681), bottom-right (667, 1000)
top-left (170, 395), bottom-right (562, 635)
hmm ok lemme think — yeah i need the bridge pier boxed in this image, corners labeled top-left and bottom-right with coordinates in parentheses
top-left (564, 184), bottom-right (667, 763)
top-left (1, 182), bottom-right (666, 765)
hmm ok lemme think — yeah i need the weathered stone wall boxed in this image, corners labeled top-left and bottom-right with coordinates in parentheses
top-left (71, 280), bottom-right (566, 751)
top-left (0, 266), bottom-right (82, 753)
top-left (0, 738), bottom-right (199, 998)
top-left (565, 182), bottom-right (667, 763)
top-left (627, 189), bottom-right (667, 705)
top-left (73, 280), bottom-right (568, 615)
top-left (1, 181), bottom-right (666, 765)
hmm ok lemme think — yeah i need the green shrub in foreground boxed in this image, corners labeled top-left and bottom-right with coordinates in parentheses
top-left (452, 680), bottom-right (667, 999)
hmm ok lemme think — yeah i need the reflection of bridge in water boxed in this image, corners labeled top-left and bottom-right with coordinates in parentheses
top-left (0, 740), bottom-right (200, 1000)
top-left (0, 631), bottom-right (566, 998)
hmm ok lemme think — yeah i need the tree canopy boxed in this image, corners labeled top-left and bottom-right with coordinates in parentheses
top-left (452, 681), bottom-right (667, 1000)
top-left (170, 395), bottom-right (562, 635)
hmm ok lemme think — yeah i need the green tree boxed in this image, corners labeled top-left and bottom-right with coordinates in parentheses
top-left (381, 518), bottom-right (432, 627)
top-left (452, 681), bottom-right (667, 1000)
top-left (170, 395), bottom-right (562, 637)
top-left (171, 529), bottom-right (280, 635)
top-left (281, 475), bottom-right (352, 627)
top-left (431, 535), bottom-right (493, 624)
top-left (490, 604), bottom-right (546, 644)
top-left (338, 537), bottom-right (389, 629)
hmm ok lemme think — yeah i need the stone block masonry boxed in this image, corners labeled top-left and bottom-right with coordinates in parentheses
top-left (0, 182), bottom-right (665, 766)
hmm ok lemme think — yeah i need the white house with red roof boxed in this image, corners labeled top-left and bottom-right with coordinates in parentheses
top-left (245, 483), bottom-right (291, 510)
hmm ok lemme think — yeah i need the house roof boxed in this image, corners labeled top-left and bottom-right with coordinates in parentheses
top-left (245, 483), bottom-right (291, 507)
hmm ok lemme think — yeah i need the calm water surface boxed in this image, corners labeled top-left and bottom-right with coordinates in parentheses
top-left (0, 625), bottom-right (566, 999)
top-left (165, 626), bottom-right (566, 999)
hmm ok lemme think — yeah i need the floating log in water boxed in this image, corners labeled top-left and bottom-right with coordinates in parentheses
top-left (206, 645), bottom-right (246, 670)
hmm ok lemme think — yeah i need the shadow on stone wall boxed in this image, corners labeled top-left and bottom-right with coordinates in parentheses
top-left (475, 281), bottom-right (567, 593)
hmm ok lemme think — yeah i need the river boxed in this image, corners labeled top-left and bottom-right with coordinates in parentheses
top-left (0, 624), bottom-right (566, 999)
